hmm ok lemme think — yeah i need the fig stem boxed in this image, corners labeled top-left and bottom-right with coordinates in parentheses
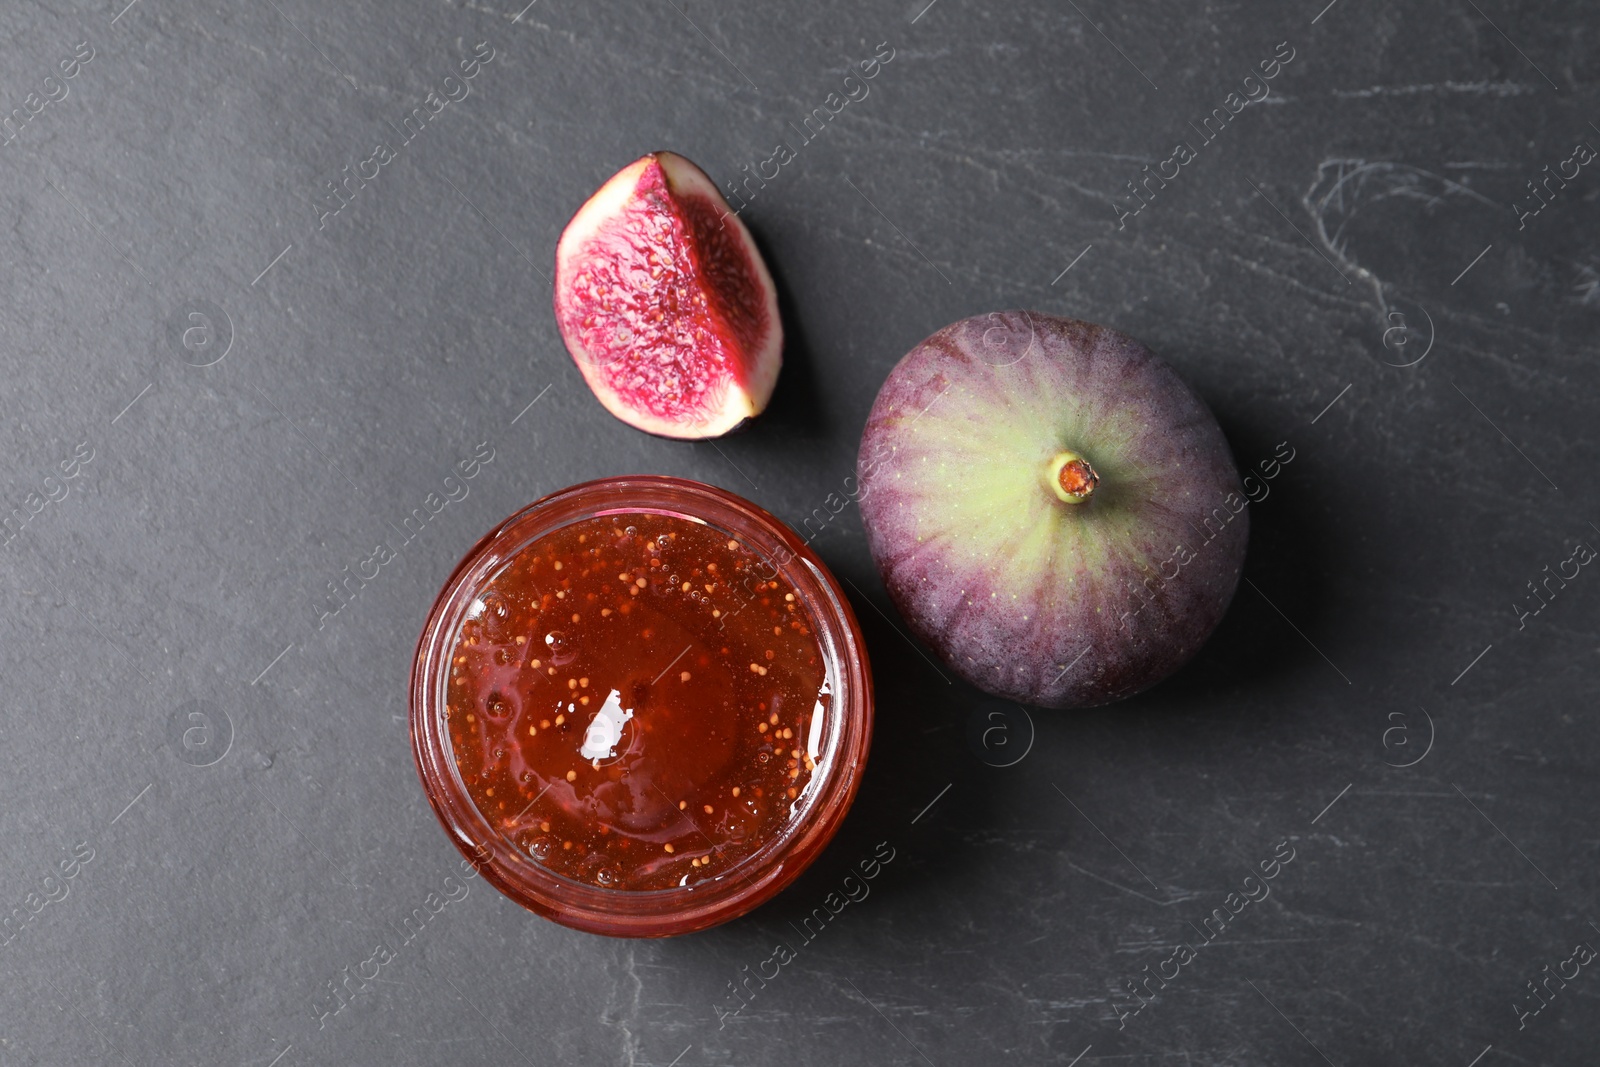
top-left (1047, 451), bottom-right (1099, 504)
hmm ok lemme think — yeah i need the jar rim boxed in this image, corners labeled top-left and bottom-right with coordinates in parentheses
top-left (409, 475), bottom-right (874, 937)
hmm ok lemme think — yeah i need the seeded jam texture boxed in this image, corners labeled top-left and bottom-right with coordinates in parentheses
top-left (446, 513), bottom-right (829, 891)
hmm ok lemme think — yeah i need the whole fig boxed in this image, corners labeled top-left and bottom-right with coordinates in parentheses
top-left (857, 311), bottom-right (1247, 708)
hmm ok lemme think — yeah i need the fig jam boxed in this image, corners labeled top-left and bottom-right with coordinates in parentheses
top-left (445, 513), bottom-right (828, 892)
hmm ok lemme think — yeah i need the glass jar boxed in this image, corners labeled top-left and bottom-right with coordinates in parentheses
top-left (409, 475), bottom-right (874, 937)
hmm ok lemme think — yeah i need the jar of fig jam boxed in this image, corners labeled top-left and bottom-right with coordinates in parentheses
top-left (410, 476), bottom-right (873, 937)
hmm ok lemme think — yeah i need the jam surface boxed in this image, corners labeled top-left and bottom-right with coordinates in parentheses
top-left (446, 512), bottom-right (828, 891)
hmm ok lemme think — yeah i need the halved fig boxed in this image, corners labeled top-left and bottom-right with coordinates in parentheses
top-left (553, 151), bottom-right (783, 439)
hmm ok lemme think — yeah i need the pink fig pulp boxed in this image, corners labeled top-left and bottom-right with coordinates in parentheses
top-left (553, 151), bottom-right (782, 440)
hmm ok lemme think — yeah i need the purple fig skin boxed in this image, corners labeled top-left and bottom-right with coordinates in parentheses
top-left (856, 311), bottom-right (1248, 709)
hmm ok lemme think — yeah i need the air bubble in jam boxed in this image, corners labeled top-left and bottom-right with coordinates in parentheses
top-left (479, 593), bottom-right (514, 643)
top-left (544, 630), bottom-right (577, 665)
top-left (446, 511), bottom-right (829, 892)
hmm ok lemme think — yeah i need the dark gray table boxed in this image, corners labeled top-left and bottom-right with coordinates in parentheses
top-left (2, 0), bottom-right (1595, 1063)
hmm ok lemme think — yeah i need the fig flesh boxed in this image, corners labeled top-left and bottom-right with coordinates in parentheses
top-left (553, 151), bottom-right (782, 439)
top-left (856, 311), bottom-right (1247, 708)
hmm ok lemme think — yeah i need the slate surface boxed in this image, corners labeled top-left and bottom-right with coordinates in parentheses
top-left (1, 0), bottom-right (1596, 1064)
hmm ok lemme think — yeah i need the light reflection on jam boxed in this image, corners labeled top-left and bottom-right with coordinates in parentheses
top-left (446, 513), bottom-right (828, 891)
